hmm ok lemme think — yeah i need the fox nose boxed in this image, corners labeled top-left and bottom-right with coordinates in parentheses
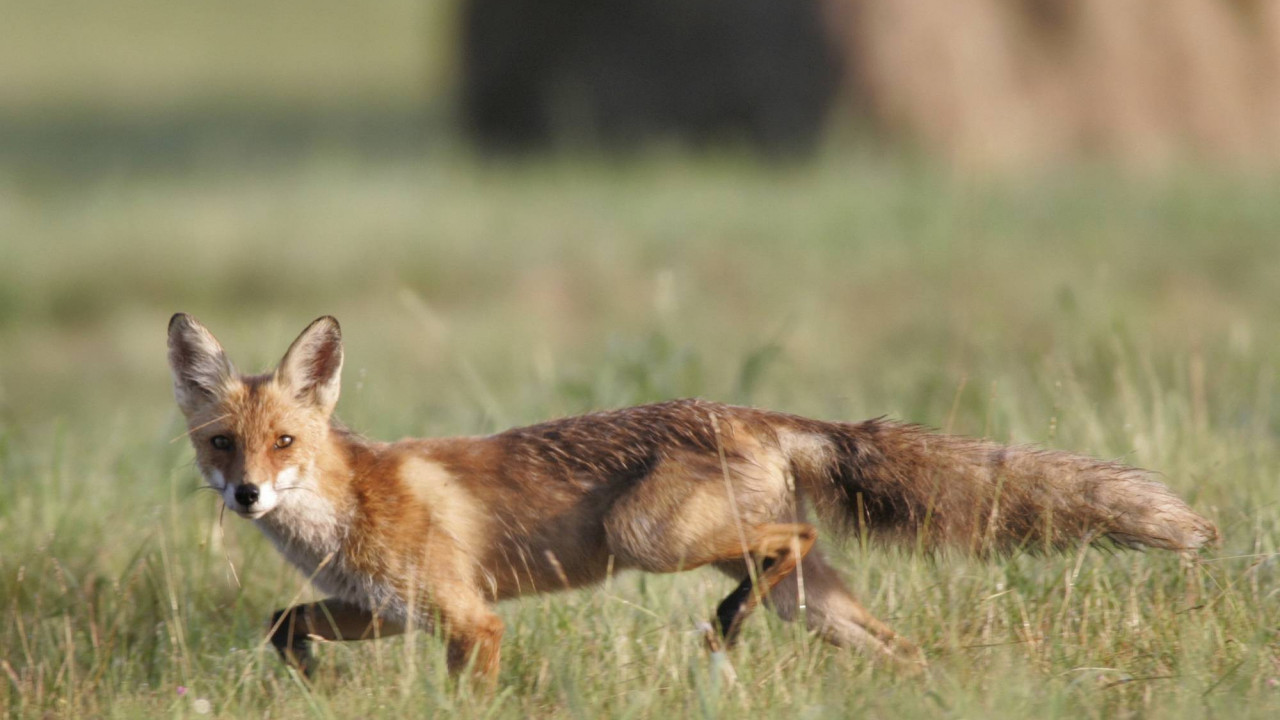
top-left (234, 484), bottom-right (260, 508)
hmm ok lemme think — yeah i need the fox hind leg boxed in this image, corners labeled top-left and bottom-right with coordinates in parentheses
top-left (704, 522), bottom-right (817, 649)
top-left (602, 478), bottom-right (819, 649)
top-left (758, 546), bottom-right (923, 665)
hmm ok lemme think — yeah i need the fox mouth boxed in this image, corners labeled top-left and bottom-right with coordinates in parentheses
top-left (218, 483), bottom-right (281, 519)
top-left (228, 498), bottom-right (279, 520)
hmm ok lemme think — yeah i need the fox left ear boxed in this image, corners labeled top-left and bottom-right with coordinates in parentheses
top-left (168, 313), bottom-right (236, 417)
top-left (276, 316), bottom-right (344, 414)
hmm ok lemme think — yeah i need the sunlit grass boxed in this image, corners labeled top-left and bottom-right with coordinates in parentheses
top-left (1, 152), bottom-right (1279, 717)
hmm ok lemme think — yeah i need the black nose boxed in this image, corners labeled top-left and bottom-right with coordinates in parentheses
top-left (234, 484), bottom-right (260, 508)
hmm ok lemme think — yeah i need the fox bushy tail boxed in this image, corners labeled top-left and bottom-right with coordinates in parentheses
top-left (787, 418), bottom-right (1218, 554)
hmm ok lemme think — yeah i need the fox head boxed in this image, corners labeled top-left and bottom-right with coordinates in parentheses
top-left (167, 313), bottom-right (343, 519)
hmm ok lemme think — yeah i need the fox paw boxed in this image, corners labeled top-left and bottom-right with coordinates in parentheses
top-left (269, 610), bottom-right (316, 678)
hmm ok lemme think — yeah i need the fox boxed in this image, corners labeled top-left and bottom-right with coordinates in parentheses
top-left (167, 313), bottom-right (1218, 683)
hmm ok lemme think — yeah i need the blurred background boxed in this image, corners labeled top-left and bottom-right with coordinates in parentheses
top-left (3, 0), bottom-right (1280, 451)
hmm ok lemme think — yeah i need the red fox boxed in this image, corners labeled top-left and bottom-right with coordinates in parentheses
top-left (168, 314), bottom-right (1218, 682)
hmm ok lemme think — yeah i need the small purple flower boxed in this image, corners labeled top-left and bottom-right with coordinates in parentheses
top-left (176, 686), bottom-right (188, 696)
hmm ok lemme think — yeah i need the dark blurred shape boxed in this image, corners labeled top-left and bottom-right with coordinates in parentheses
top-left (459, 0), bottom-right (842, 155)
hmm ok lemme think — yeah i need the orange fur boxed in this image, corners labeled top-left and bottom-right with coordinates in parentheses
top-left (168, 314), bottom-right (1218, 682)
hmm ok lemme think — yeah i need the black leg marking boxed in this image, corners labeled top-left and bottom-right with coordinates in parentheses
top-left (270, 609), bottom-right (315, 678)
top-left (713, 557), bottom-right (777, 646)
top-left (715, 577), bottom-right (754, 643)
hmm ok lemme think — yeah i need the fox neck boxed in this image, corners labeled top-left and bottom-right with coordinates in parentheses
top-left (251, 426), bottom-right (358, 585)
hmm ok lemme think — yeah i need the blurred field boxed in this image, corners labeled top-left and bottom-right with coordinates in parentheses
top-left (0, 1), bottom-right (442, 111)
top-left (3, 1), bottom-right (1280, 718)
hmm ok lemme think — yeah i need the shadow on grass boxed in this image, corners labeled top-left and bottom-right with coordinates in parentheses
top-left (0, 103), bottom-right (442, 178)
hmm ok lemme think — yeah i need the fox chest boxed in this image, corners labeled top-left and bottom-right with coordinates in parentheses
top-left (253, 504), bottom-right (408, 618)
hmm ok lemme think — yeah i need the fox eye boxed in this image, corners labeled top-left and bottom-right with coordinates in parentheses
top-left (275, 435), bottom-right (294, 449)
top-left (211, 435), bottom-right (233, 451)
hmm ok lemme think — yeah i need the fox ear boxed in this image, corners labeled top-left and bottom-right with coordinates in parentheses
top-left (168, 313), bottom-right (236, 416)
top-left (275, 316), bottom-right (343, 414)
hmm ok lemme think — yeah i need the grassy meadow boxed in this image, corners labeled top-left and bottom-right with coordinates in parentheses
top-left (2, 2), bottom-right (1280, 717)
top-left (2, 152), bottom-right (1279, 718)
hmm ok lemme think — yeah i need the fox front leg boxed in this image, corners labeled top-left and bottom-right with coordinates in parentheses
top-left (268, 598), bottom-right (404, 677)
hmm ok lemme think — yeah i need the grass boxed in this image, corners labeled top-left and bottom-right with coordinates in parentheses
top-left (0, 0), bottom-right (441, 113)
top-left (2, 148), bottom-right (1279, 718)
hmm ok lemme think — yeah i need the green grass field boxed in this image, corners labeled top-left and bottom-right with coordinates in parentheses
top-left (3, 9), bottom-right (1280, 712)
top-left (2, 149), bottom-right (1279, 718)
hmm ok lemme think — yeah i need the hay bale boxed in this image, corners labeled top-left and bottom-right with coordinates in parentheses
top-left (825, 0), bottom-right (1280, 168)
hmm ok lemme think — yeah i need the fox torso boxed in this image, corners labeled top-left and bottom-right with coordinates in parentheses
top-left (246, 399), bottom-right (779, 614)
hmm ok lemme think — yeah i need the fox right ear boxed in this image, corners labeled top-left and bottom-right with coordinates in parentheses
top-left (167, 313), bottom-right (235, 416)
top-left (275, 316), bottom-right (343, 415)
